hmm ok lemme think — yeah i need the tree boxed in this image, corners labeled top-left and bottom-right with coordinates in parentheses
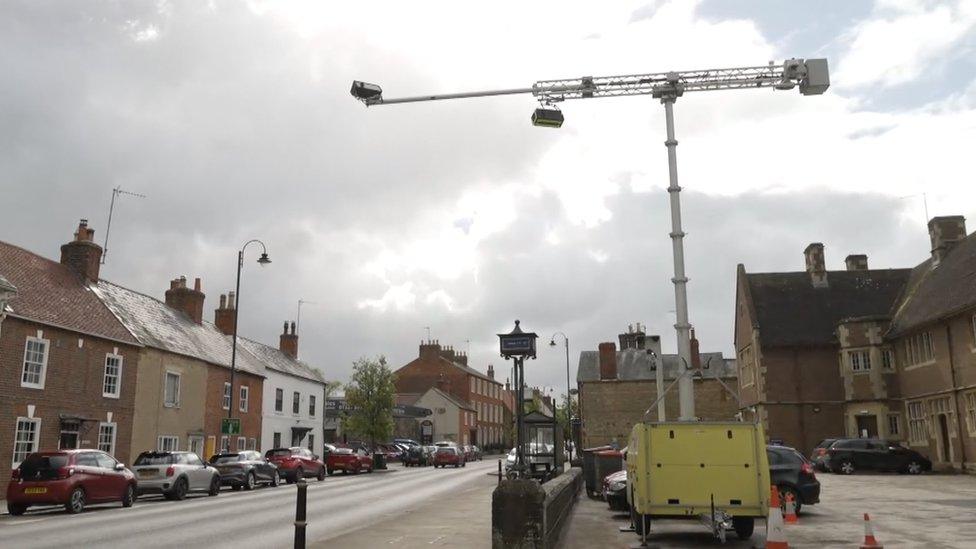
top-left (343, 356), bottom-right (396, 449)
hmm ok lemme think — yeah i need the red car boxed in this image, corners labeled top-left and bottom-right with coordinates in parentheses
top-left (6, 450), bottom-right (137, 515)
top-left (264, 447), bottom-right (326, 483)
top-left (433, 446), bottom-right (465, 468)
top-left (326, 447), bottom-right (373, 474)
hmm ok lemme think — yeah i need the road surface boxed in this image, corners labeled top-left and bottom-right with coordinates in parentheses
top-left (0, 459), bottom-right (498, 548)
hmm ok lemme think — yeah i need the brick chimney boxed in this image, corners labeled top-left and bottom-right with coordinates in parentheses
top-left (487, 364), bottom-right (495, 380)
top-left (618, 322), bottom-right (647, 350)
top-left (804, 243), bottom-right (828, 288)
top-left (598, 342), bottom-right (617, 380)
top-left (455, 351), bottom-right (468, 366)
top-left (928, 216), bottom-right (967, 264)
top-left (60, 219), bottom-right (103, 282)
top-left (214, 291), bottom-right (237, 335)
top-left (439, 345), bottom-right (457, 362)
top-left (279, 321), bottom-right (298, 359)
top-left (690, 328), bottom-right (701, 369)
top-left (845, 254), bottom-right (869, 271)
top-left (165, 276), bottom-right (205, 324)
top-left (419, 340), bottom-right (441, 359)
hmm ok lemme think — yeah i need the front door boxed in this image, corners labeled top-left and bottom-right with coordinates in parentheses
top-left (937, 414), bottom-right (952, 462)
top-left (855, 415), bottom-right (878, 438)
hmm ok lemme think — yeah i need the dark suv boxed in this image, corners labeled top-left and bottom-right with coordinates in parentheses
top-left (767, 445), bottom-right (820, 515)
top-left (824, 438), bottom-right (931, 475)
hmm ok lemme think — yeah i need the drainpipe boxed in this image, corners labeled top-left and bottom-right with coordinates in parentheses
top-left (945, 324), bottom-right (968, 469)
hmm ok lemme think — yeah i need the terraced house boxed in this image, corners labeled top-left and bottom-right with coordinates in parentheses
top-left (735, 215), bottom-right (976, 472)
top-left (0, 221), bottom-right (141, 494)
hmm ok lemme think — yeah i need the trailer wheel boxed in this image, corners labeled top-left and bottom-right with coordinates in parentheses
top-left (732, 517), bottom-right (754, 540)
top-left (630, 506), bottom-right (651, 536)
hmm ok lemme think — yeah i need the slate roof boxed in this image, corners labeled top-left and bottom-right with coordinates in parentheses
top-left (888, 232), bottom-right (976, 337)
top-left (0, 241), bottom-right (139, 345)
top-left (745, 269), bottom-right (911, 347)
top-left (236, 337), bottom-right (324, 385)
top-left (94, 280), bottom-right (265, 376)
top-left (577, 349), bottom-right (736, 382)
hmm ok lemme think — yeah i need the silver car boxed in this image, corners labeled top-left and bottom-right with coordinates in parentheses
top-left (132, 451), bottom-right (220, 500)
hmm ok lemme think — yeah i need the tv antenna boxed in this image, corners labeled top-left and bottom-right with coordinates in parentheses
top-left (296, 299), bottom-right (316, 335)
top-left (102, 186), bottom-right (146, 264)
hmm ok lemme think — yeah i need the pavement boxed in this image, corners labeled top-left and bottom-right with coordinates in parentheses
top-left (565, 470), bottom-right (976, 548)
top-left (0, 459), bottom-right (500, 549)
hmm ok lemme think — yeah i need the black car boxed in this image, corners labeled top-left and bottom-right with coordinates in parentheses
top-left (402, 445), bottom-right (429, 467)
top-left (809, 438), bottom-right (839, 471)
top-left (211, 451), bottom-right (281, 490)
top-left (767, 445), bottom-right (820, 515)
top-left (824, 438), bottom-right (931, 475)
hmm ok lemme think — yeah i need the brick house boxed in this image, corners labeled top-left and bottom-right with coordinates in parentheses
top-left (735, 215), bottom-right (976, 471)
top-left (0, 222), bottom-right (141, 494)
top-left (96, 276), bottom-right (266, 460)
top-left (394, 341), bottom-right (508, 447)
top-left (577, 327), bottom-right (738, 448)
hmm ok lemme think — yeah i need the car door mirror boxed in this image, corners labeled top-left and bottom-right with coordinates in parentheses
top-left (115, 463), bottom-right (126, 471)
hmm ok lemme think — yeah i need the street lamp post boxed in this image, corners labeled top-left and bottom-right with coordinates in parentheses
top-left (549, 332), bottom-right (572, 461)
top-left (228, 240), bottom-right (271, 421)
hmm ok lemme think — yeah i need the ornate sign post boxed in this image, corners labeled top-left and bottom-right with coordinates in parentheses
top-left (498, 320), bottom-right (537, 477)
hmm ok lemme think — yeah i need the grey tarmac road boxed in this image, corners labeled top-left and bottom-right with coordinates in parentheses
top-left (0, 459), bottom-right (497, 549)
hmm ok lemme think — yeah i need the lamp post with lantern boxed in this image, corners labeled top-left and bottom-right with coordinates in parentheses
top-left (498, 320), bottom-right (537, 478)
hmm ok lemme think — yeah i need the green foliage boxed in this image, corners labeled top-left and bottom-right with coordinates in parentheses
top-left (344, 356), bottom-right (396, 448)
top-left (554, 394), bottom-right (579, 442)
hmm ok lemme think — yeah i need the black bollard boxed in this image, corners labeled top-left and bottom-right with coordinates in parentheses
top-left (294, 478), bottom-right (307, 549)
top-left (497, 458), bottom-right (502, 485)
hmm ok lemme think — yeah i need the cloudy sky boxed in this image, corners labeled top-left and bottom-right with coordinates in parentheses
top-left (2, 0), bottom-right (975, 397)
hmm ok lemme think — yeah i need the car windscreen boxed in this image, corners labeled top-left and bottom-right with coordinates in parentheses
top-left (19, 454), bottom-right (69, 477)
top-left (135, 452), bottom-right (176, 465)
top-left (212, 454), bottom-right (242, 464)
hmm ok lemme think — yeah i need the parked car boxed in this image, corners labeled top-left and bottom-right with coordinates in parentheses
top-left (6, 450), bottom-right (136, 515)
top-left (809, 438), bottom-right (839, 471)
top-left (326, 447), bottom-right (374, 474)
top-left (264, 447), bottom-right (325, 483)
top-left (434, 440), bottom-right (457, 447)
top-left (601, 469), bottom-right (628, 511)
top-left (394, 438), bottom-right (421, 448)
top-left (433, 446), bottom-right (465, 468)
top-left (402, 445), bottom-right (430, 467)
top-left (132, 451), bottom-right (220, 500)
top-left (464, 445), bottom-right (483, 461)
top-left (376, 443), bottom-right (402, 463)
top-left (212, 451), bottom-right (281, 490)
top-left (767, 445), bottom-right (820, 515)
top-left (824, 438), bottom-right (931, 475)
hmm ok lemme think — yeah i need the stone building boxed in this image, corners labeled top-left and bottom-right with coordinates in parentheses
top-left (576, 326), bottom-right (738, 448)
top-left (735, 215), bottom-right (976, 472)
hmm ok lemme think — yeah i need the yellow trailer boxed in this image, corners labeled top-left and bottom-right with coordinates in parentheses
top-left (626, 421), bottom-right (770, 542)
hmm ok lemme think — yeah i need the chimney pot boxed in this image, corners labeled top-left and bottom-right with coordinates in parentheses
top-left (804, 243), bottom-right (828, 288)
top-left (194, 278), bottom-right (201, 291)
top-left (219, 294), bottom-right (227, 309)
top-left (60, 219), bottom-right (103, 282)
top-left (228, 291), bottom-right (236, 309)
top-left (845, 254), bottom-right (869, 271)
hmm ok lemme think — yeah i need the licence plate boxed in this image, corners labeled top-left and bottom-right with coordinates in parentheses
top-left (139, 469), bottom-right (157, 478)
top-left (24, 487), bottom-right (47, 495)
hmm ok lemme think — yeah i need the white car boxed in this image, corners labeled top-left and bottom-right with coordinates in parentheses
top-left (132, 451), bottom-right (220, 500)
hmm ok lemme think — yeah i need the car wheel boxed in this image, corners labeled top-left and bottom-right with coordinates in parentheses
top-left (732, 517), bottom-right (754, 540)
top-left (270, 470), bottom-right (280, 487)
top-left (839, 460), bottom-right (855, 475)
top-left (208, 475), bottom-right (221, 496)
top-left (317, 467), bottom-right (326, 481)
top-left (65, 487), bottom-right (86, 514)
top-left (778, 486), bottom-right (802, 516)
top-left (630, 506), bottom-right (651, 536)
top-left (170, 477), bottom-right (189, 500)
top-left (7, 503), bottom-right (28, 516)
top-left (244, 472), bottom-right (256, 491)
top-left (122, 484), bottom-right (136, 508)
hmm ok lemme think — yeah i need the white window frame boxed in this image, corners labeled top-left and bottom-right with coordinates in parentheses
top-left (293, 391), bottom-right (300, 415)
top-left (12, 417), bottom-right (41, 468)
top-left (222, 382), bottom-right (232, 410)
top-left (21, 336), bottom-right (49, 389)
top-left (102, 353), bottom-right (123, 398)
top-left (248, 438), bottom-right (257, 451)
top-left (236, 436), bottom-right (246, 452)
top-left (905, 331), bottom-right (935, 368)
top-left (98, 422), bottom-right (117, 455)
top-left (881, 348), bottom-right (895, 372)
top-left (907, 400), bottom-right (928, 445)
top-left (220, 436), bottom-right (229, 452)
top-left (849, 350), bottom-right (871, 373)
top-left (157, 435), bottom-right (180, 452)
top-left (886, 414), bottom-right (900, 437)
top-left (164, 371), bottom-right (181, 408)
top-left (239, 385), bottom-right (249, 413)
top-left (965, 391), bottom-right (976, 436)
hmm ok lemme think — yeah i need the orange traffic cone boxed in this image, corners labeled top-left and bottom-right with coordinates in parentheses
top-left (765, 485), bottom-right (790, 549)
top-left (860, 513), bottom-right (884, 548)
top-left (783, 492), bottom-right (798, 525)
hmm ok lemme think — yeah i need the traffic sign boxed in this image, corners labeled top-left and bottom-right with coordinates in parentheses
top-left (221, 418), bottom-right (241, 435)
